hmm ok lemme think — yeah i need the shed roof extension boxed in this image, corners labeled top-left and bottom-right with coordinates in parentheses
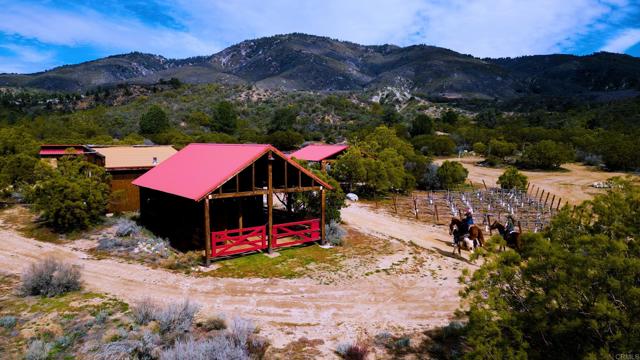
top-left (132, 143), bottom-right (331, 201)
top-left (289, 144), bottom-right (348, 162)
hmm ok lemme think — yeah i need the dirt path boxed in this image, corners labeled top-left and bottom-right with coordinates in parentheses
top-left (342, 202), bottom-right (469, 261)
top-left (0, 213), bottom-right (467, 357)
top-left (436, 157), bottom-right (634, 204)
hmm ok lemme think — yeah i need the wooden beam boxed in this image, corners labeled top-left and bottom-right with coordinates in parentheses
top-left (210, 189), bottom-right (268, 199)
top-left (298, 168), bottom-right (302, 188)
top-left (236, 174), bottom-right (240, 193)
top-left (204, 198), bottom-right (211, 267)
top-left (273, 186), bottom-right (322, 193)
top-left (284, 162), bottom-right (288, 190)
top-left (252, 163), bottom-right (256, 190)
top-left (267, 152), bottom-right (274, 254)
top-left (321, 187), bottom-right (326, 245)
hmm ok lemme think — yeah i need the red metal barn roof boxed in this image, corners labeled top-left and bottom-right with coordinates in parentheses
top-left (289, 144), bottom-right (349, 162)
top-left (133, 143), bottom-right (332, 201)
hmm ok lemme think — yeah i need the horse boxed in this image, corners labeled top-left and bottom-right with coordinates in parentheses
top-left (489, 221), bottom-right (521, 251)
top-left (449, 218), bottom-right (485, 255)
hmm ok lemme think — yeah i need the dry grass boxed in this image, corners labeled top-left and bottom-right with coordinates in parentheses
top-left (0, 206), bottom-right (61, 243)
top-left (206, 227), bottom-right (390, 280)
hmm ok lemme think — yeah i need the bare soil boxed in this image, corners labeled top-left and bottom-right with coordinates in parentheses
top-left (436, 157), bottom-right (635, 204)
top-left (0, 204), bottom-right (469, 358)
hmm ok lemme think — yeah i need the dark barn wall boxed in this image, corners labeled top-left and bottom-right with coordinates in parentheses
top-left (139, 187), bottom-right (204, 251)
top-left (139, 188), bottom-right (266, 251)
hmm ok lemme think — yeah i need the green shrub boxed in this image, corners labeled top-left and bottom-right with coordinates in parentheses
top-left (518, 140), bottom-right (574, 169)
top-left (32, 156), bottom-right (110, 232)
top-left (436, 161), bottom-right (468, 189)
top-left (497, 167), bottom-right (528, 190)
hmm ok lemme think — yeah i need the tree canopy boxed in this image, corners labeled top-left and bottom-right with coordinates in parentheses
top-left (460, 179), bottom-right (640, 359)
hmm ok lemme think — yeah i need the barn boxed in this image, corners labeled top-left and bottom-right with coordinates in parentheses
top-left (132, 143), bottom-right (332, 264)
top-left (90, 145), bottom-right (177, 213)
top-left (289, 144), bottom-right (348, 171)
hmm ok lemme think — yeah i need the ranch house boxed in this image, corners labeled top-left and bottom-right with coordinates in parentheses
top-left (132, 143), bottom-right (331, 265)
top-left (90, 145), bottom-right (177, 213)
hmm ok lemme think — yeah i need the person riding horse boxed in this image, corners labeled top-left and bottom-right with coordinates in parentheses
top-left (492, 214), bottom-right (521, 250)
top-left (454, 209), bottom-right (474, 245)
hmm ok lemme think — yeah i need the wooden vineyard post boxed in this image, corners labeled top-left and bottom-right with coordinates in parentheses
top-left (544, 192), bottom-right (550, 208)
top-left (393, 193), bottom-right (398, 214)
top-left (413, 196), bottom-right (419, 219)
top-left (482, 179), bottom-right (488, 191)
top-left (267, 152), bottom-right (274, 254)
top-left (550, 195), bottom-right (556, 210)
top-left (534, 187), bottom-right (540, 199)
top-left (526, 183), bottom-right (531, 193)
top-left (321, 187), bottom-right (326, 245)
top-left (204, 197), bottom-right (211, 266)
top-left (539, 189), bottom-right (545, 203)
top-left (557, 198), bottom-right (562, 211)
top-left (434, 204), bottom-right (440, 223)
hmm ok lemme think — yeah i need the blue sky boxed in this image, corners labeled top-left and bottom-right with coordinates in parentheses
top-left (1, 0), bottom-right (639, 73)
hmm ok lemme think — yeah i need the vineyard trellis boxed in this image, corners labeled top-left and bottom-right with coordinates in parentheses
top-left (389, 185), bottom-right (565, 233)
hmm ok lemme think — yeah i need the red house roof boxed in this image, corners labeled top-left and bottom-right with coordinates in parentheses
top-left (39, 144), bottom-right (92, 156)
top-left (289, 144), bottom-right (348, 162)
top-left (133, 144), bottom-right (331, 201)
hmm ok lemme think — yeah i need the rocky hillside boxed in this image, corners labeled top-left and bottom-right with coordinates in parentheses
top-left (1, 33), bottom-right (639, 99)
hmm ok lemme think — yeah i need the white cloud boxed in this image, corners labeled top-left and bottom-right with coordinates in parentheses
top-left (0, 0), bottom-right (637, 73)
top-left (601, 28), bottom-right (640, 52)
top-left (0, 3), bottom-right (221, 58)
top-left (0, 44), bottom-right (56, 73)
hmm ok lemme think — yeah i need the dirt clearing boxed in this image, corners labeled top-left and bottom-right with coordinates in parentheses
top-left (436, 157), bottom-right (635, 204)
top-left (0, 206), bottom-right (468, 358)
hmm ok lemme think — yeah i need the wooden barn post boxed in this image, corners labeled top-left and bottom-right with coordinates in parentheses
top-left (204, 197), bottom-right (211, 266)
top-left (321, 187), bottom-right (327, 244)
top-left (267, 151), bottom-right (274, 254)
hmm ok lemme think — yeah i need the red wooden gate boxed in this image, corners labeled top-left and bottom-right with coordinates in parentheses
top-left (272, 219), bottom-right (321, 248)
top-left (211, 225), bottom-right (266, 257)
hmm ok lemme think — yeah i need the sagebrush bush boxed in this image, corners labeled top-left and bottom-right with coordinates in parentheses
top-left (131, 299), bottom-right (200, 335)
top-left (114, 218), bottom-right (142, 237)
top-left (325, 220), bottom-right (346, 246)
top-left (20, 257), bottom-right (81, 297)
top-left (200, 316), bottom-right (227, 331)
top-left (94, 330), bottom-right (161, 360)
top-left (25, 339), bottom-right (52, 360)
top-left (336, 341), bottom-right (370, 360)
top-left (156, 300), bottom-right (200, 335)
top-left (131, 298), bottom-right (160, 325)
top-left (0, 315), bottom-right (17, 329)
top-left (160, 336), bottom-right (248, 360)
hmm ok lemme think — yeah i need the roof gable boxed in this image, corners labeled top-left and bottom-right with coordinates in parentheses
top-left (133, 144), bottom-right (331, 201)
top-left (289, 144), bottom-right (348, 161)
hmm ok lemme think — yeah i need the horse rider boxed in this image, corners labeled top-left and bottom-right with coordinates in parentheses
top-left (462, 209), bottom-right (474, 234)
top-left (505, 214), bottom-right (517, 235)
top-left (454, 209), bottom-right (474, 245)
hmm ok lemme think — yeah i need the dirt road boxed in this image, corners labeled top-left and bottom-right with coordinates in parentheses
top-left (342, 202), bottom-right (465, 259)
top-left (0, 209), bottom-right (466, 356)
top-left (436, 157), bottom-right (633, 204)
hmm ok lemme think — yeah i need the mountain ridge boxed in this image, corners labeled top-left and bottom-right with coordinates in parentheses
top-left (1, 33), bottom-right (639, 99)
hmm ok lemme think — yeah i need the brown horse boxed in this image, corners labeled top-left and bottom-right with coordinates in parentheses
top-left (449, 218), bottom-right (485, 255)
top-left (489, 221), bottom-right (521, 251)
